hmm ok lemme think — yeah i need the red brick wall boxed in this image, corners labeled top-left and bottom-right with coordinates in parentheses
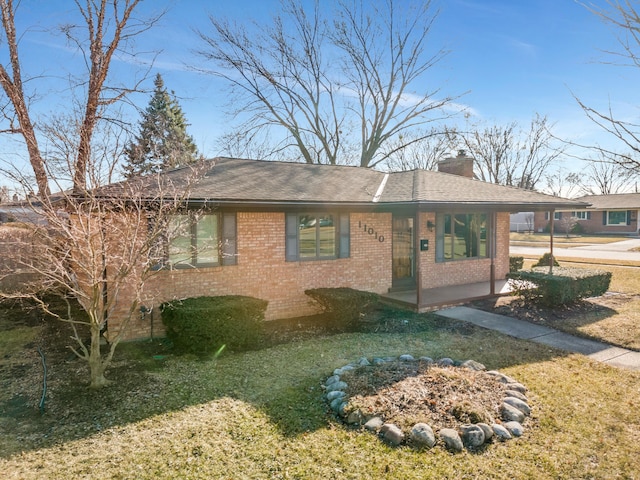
top-left (417, 212), bottom-right (509, 289)
top-left (111, 211), bottom-right (393, 340)
top-left (111, 210), bottom-right (512, 341)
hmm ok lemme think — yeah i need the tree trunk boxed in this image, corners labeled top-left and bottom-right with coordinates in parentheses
top-left (88, 324), bottom-right (109, 389)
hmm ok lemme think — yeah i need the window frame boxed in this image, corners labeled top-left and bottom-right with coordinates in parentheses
top-left (571, 211), bottom-right (590, 220)
top-left (606, 210), bottom-right (628, 226)
top-left (435, 211), bottom-right (489, 262)
top-left (286, 212), bottom-right (349, 261)
top-left (545, 211), bottom-right (562, 221)
top-left (165, 211), bottom-right (237, 268)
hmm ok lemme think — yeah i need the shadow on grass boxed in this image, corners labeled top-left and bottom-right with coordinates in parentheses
top-left (0, 302), bottom-right (571, 459)
top-left (467, 294), bottom-right (640, 351)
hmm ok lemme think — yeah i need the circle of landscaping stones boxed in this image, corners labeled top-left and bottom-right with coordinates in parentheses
top-left (322, 354), bottom-right (533, 452)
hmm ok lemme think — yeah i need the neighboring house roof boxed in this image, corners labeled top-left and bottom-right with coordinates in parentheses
top-left (575, 193), bottom-right (640, 211)
top-left (99, 157), bottom-right (588, 211)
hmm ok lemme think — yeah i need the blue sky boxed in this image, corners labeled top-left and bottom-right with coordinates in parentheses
top-left (2, 0), bottom-right (638, 181)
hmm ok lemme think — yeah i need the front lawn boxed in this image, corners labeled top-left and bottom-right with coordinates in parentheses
top-left (1, 304), bottom-right (640, 479)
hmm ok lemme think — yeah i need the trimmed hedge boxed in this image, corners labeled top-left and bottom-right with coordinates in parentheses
top-left (509, 256), bottom-right (524, 273)
top-left (161, 295), bottom-right (268, 355)
top-left (305, 288), bottom-right (379, 332)
top-left (507, 267), bottom-right (612, 307)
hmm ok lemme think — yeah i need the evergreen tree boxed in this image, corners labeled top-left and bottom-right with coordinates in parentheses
top-left (123, 74), bottom-right (199, 178)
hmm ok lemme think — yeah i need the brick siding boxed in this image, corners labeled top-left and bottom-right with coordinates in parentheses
top-left (110, 210), bottom-right (511, 341)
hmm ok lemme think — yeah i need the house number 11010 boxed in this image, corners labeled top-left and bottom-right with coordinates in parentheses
top-left (358, 221), bottom-right (385, 242)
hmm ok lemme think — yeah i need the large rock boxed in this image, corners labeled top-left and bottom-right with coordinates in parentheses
top-left (460, 424), bottom-right (485, 448)
top-left (410, 423), bottom-right (436, 448)
top-left (364, 417), bottom-right (384, 432)
top-left (505, 389), bottom-right (528, 402)
top-left (504, 421), bottom-right (524, 437)
top-left (486, 371), bottom-right (517, 384)
top-left (439, 428), bottom-right (464, 452)
top-left (326, 390), bottom-right (346, 402)
top-left (460, 360), bottom-right (486, 371)
top-left (325, 375), bottom-right (340, 387)
top-left (504, 396), bottom-right (531, 416)
top-left (380, 423), bottom-right (404, 446)
top-left (326, 381), bottom-right (348, 393)
top-left (501, 402), bottom-right (526, 423)
top-left (476, 423), bottom-right (493, 441)
top-left (491, 424), bottom-right (512, 441)
top-left (505, 382), bottom-right (527, 394)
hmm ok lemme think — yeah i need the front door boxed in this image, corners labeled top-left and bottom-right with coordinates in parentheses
top-left (392, 215), bottom-right (415, 289)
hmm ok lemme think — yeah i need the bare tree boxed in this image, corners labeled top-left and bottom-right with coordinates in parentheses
top-left (0, 1), bottom-right (171, 388)
top-left (1, 165), bottom-right (202, 388)
top-left (525, 213), bottom-right (534, 233)
top-left (544, 166), bottom-right (582, 198)
top-left (0, 0), bottom-right (162, 196)
top-left (382, 128), bottom-right (456, 171)
top-left (560, 215), bottom-right (579, 238)
top-left (580, 152), bottom-right (636, 195)
top-left (578, 1), bottom-right (640, 172)
top-left (0, 0), bottom-right (49, 198)
top-left (455, 114), bottom-right (564, 190)
top-left (198, 0), bottom-right (457, 168)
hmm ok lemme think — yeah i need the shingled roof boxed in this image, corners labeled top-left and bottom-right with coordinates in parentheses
top-left (575, 193), bottom-right (640, 210)
top-left (111, 157), bottom-right (588, 211)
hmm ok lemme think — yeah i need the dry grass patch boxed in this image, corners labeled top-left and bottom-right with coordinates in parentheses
top-left (2, 302), bottom-right (640, 479)
top-left (2, 331), bottom-right (640, 479)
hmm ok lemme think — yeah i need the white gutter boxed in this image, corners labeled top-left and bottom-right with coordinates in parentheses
top-left (372, 173), bottom-right (389, 203)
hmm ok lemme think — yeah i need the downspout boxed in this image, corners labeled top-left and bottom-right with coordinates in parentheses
top-left (549, 210), bottom-right (555, 274)
top-left (415, 211), bottom-right (422, 311)
top-left (490, 212), bottom-right (496, 295)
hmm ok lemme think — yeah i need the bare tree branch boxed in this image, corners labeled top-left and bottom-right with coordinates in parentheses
top-left (197, 0), bottom-right (458, 167)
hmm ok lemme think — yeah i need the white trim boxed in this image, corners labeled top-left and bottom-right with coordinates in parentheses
top-left (372, 173), bottom-right (389, 203)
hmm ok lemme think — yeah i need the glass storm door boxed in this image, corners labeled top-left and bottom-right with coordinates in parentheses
top-left (392, 215), bottom-right (415, 288)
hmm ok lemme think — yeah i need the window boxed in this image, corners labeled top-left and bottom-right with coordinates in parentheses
top-left (606, 210), bottom-right (628, 225)
top-left (572, 211), bottom-right (590, 220)
top-left (286, 212), bottom-right (349, 261)
top-left (166, 212), bottom-right (236, 268)
top-left (436, 212), bottom-right (488, 262)
top-left (545, 211), bottom-right (562, 221)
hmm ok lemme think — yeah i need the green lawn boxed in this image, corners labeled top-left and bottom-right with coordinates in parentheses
top-left (2, 308), bottom-right (640, 479)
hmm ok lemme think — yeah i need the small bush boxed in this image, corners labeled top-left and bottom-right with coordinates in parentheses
top-left (305, 288), bottom-right (379, 332)
top-left (532, 252), bottom-right (560, 268)
top-left (507, 267), bottom-right (612, 307)
top-left (570, 222), bottom-right (586, 234)
top-left (509, 256), bottom-right (524, 273)
top-left (161, 295), bottom-right (268, 355)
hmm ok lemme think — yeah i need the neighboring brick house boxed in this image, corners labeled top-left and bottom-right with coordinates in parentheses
top-left (533, 193), bottom-right (640, 235)
top-left (104, 156), bottom-right (586, 340)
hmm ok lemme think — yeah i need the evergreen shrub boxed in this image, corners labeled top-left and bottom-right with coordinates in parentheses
top-left (305, 288), bottom-right (379, 332)
top-left (507, 267), bottom-right (612, 307)
top-left (161, 295), bottom-right (267, 355)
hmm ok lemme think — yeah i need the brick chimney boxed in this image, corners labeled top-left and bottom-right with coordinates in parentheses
top-left (437, 150), bottom-right (475, 178)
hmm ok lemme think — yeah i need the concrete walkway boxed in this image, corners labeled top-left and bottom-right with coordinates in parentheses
top-left (436, 306), bottom-right (640, 371)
